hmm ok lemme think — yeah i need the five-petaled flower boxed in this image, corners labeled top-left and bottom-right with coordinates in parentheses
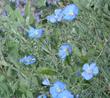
top-left (47, 8), bottom-right (63, 23)
top-left (50, 81), bottom-right (66, 98)
top-left (57, 90), bottom-right (74, 98)
top-left (81, 63), bottom-right (99, 80)
top-left (58, 43), bottom-right (72, 60)
top-left (27, 27), bottom-right (45, 40)
top-left (62, 4), bottom-right (79, 21)
top-left (50, 80), bottom-right (74, 98)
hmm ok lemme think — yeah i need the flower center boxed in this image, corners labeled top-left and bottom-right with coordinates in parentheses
top-left (64, 48), bottom-right (69, 55)
top-left (34, 31), bottom-right (39, 36)
top-left (69, 12), bottom-right (74, 16)
top-left (87, 68), bottom-right (92, 74)
top-left (56, 87), bottom-right (62, 93)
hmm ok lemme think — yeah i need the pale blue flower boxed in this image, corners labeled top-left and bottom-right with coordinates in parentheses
top-left (27, 27), bottom-right (44, 39)
top-left (58, 43), bottom-right (72, 60)
top-left (62, 4), bottom-right (79, 21)
top-left (54, 9), bottom-right (63, 22)
top-left (37, 94), bottom-right (47, 98)
top-left (50, 81), bottom-right (66, 98)
top-left (47, 15), bottom-right (57, 23)
top-left (57, 90), bottom-right (74, 98)
top-left (42, 78), bottom-right (50, 86)
top-left (47, 9), bottom-right (63, 23)
top-left (81, 63), bottom-right (99, 80)
top-left (19, 55), bottom-right (36, 65)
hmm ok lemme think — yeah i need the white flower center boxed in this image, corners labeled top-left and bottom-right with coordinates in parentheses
top-left (87, 68), bottom-right (92, 74)
top-left (56, 87), bottom-right (62, 93)
top-left (34, 31), bottom-right (39, 36)
top-left (69, 12), bottom-right (74, 16)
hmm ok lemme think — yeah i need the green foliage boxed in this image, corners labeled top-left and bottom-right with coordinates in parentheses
top-left (0, 0), bottom-right (110, 98)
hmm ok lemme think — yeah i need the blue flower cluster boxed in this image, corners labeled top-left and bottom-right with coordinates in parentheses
top-left (16, 2), bottom-right (100, 97)
top-left (47, 4), bottom-right (79, 23)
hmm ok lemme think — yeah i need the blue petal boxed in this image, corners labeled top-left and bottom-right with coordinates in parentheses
top-left (93, 66), bottom-right (99, 76)
top-left (28, 27), bottom-right (44, 39)
top-left (34, 29), bottom-right (44, 39)
top-left (82, 63), bottom-right (90, 71)
top-left (28, 27), bottom-right (35, 38)
top-left (49, 86), bottom-right (58, 98)
top-left (58, 43), bottom-right (72, 60)
top-left (50, 81), bottom-right (66, 98)
top-left (37, 94), bottom-right (47, 98)
top-left (81, 72), bottom-right (93, 80)
top-left (57, 90), bottom-right (74, 98)
top-left (19, 55), bottom-right (36, 65)
top-left (63, 4), bottom-right (79, 16)
top-left (47, 15), bottom-right (57, 23)
top-left (42, 78), bottom-right (50, 86)
top-left (90, 63), bottom-right (99, 75)
top-left (54, 9), bottom-right (62, 16)
top-left (62, 4), bottom-right (79, 21)
top-left (54, 81), bottom-right (66, 90)
top-left (90, 63), bottom-right (96, 69)
top-left (58, 50), bottom-right (67, 60)
top-left (54, 9), bottom-right (63, 22)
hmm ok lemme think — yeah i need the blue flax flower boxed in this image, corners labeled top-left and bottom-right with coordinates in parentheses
top-left (47, 15), bottom-right (57, 23)
top-left (57, 90), bottom-right (74, 98)
top-left (54, 9), bottom-right (63, 22)
top-left (37, 94), bottom-right (47, 98)
top-left (81, 63), bottom-right (99, 80)
top-left (42, 78), bottom-right (50, 86)
top-left (62, 4), bottom-right (79, 21)
top-left (58, 43), bottom-right (72, 60)
top-left (27, 27), bottom-right (44, 39)
top-left (50, 81), bottom-right (66, 98)
top-left (19, 55), bottom-right (36, 65)
top-left (47, 8), bottom-right (63, 23)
